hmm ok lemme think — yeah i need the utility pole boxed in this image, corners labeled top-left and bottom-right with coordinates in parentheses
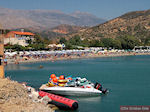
top-left (0, 27), bottom-right (4, 78)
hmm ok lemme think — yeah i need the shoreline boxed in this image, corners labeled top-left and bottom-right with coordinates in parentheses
top-left (6, 52), bottom-right (150, 65)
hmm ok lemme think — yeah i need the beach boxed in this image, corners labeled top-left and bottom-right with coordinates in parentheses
top-left (5, 50), bottom-right (150, 64)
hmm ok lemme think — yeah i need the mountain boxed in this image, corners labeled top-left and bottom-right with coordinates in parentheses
top-left (12, 24), bottom-right (87, 39)
top-left (70, 11), bottom-right (105, 26)
top-left (0, 7), bottom-right (106, 30)
top-left (71, 9), bottom-right (150, 40)
top-left (51, 24), bottom-right (86, 34)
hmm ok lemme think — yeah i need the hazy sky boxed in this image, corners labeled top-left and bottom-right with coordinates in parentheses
top-left (0, 0), bottom-right (150, 20)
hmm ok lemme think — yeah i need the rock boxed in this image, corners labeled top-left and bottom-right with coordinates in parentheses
top-left (40, 96), bottom-right (52, 105)
top-left (29, 90), bottom-right (39, 102)
top-left (0, 78), bottom-right (54, 112)
top-left (27, 86), bottom-right (36, 93)
top-left (0, 99), bottom-right (5, 104)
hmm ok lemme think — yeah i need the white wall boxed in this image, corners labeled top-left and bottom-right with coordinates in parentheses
top-left (4, 38), bottom-right (28, 46)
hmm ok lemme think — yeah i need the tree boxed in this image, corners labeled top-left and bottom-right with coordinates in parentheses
top-left (117, 35), bottom-right (139, 49)
top-left (28, 43), bottom-right (45, 50)
top-left (144, 36), bottom-right (150, 45)
top-left (28, 34), bottom-right (49, 50)
top-left (26, 38), bottom-right (32, 44)
top-left (89, 40), bottom-right (103, 47)
top-left (59, 37), bottom-right (67, 44)
top-left (5, 44), bottom-right (26, 51)
top-left (34, 34), bottom-right (44, 44)
top-left (43, 37), bottom-right (50, 44)
top-left (69, 35), bottom-right (81, 45)
top-left (100, 38), bottom-right (122, 49)
top-left (101, 38), bottom-right (114, 48)
top-left (65, 42), bottom-right (73, 49)
top-left (81, 39), bottom-right (90, 47)
top-left (112, 39), bottom-right (122, 49)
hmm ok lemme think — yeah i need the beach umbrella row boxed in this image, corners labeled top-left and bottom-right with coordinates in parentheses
top-left (4, 50), bottom-right (92, 57)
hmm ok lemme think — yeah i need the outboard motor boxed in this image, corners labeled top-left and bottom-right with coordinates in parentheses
top-left (94, 82), bottom-right (98, 88)
top-left (94, 82), bottom-right (108, 94)
top-left (94, 82), bottom-right (102, 91)
top-left (102, 89), bottom-right (108, 94)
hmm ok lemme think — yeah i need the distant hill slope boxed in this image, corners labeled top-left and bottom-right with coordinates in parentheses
top-left (11, 24), bottom-right (87, 40)
top-left (51, 24), bottom-right (86, 34)
top-left (72, 9), bottom-right (150, 40)
top-left (0, 7), bottom-right (106, 30)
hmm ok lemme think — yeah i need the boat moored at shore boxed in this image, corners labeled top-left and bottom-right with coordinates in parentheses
top-left (40, 86), bottom-right (103, 96)
top-left (40, 74), bottom-right (108, 96)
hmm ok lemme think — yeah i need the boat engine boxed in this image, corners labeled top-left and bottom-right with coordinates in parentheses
top-left (94, 82), bottom-right (108, 94)
top-left (94, 82), bottom-right (102, 91)
top-left (102, 89), bottom-right (108, 94)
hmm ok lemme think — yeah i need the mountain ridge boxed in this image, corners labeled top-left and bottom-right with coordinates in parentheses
top-left (69, 9), bottom-right (150, 41)
top-left (0, 7), bottom-right (106, 30)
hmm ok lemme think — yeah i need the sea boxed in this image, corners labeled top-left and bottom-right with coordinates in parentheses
top-left (5, 55), bottom-right (150, 112)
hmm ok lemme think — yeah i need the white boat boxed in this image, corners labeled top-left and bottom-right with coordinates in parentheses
top-left (39, 85), bottom-right (103, 96)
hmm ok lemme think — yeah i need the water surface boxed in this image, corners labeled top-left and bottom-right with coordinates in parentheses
top-left (5, 55), bottom-right (150, 112)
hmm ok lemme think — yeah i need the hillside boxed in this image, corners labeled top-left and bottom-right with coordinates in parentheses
top-left (11, 24), bottom-right (87, 40)
top-left (0, 7), bottom-right (105, 30)
top-left (72, 9), bottom-right (150, 41)
top-left (51, 24), bottom-right (86, 34)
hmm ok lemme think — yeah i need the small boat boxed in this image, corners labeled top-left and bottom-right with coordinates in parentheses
top-left (40, 74), bottom-right (108, 96)
top-left (39, 84), bottom-right (106, 96)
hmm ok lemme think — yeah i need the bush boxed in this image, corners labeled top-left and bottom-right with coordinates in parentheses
top-left (5, 44), bottom-right (27, 51)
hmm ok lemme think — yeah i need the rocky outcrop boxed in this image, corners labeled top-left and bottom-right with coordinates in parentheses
top-left (0, 78), bottom-right (54, 112)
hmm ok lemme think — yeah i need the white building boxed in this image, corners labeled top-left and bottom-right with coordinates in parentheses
top-left (4, 30), bottom-right (35, 46)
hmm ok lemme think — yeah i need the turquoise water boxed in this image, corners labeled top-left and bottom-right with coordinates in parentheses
top-left (5, 55), bottom-right (150, 112)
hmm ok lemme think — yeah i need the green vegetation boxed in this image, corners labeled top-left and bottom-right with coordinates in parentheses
top-left (117, 35), bottom-right (139, 49)
top-left (59, 35), bottom-right (142, 50)
top-left (59, 37), bottom-right (67, 44)
top-left (26, 34), bottom-right (50, 50)
top-left (5, 44), bottom-right (27, 51)
top-left (144, 36), bottom-right (150, 46)
top-left (5, 32), bottom-right (150, 51)
top-left (5, 24), bottom-right (150, 51)
top-left (61, 30), bottom-right (150, 50)
top-left (89, 40), bottom-right (103, 47)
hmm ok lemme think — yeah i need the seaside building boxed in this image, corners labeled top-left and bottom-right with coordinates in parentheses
top-left (4, 29), bottom-right (35, 46)
top-left (133, 46), bottom-right (150, 52)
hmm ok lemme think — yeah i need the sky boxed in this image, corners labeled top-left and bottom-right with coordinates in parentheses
top-left (0, 0), bottom-right (150, 20)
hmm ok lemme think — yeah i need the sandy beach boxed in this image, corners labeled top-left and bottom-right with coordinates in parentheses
top-left (5, 51), bottom-right (150, 65)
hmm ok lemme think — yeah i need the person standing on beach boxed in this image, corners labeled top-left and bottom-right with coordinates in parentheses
top-left (3, 58), bottom-right (7, 65)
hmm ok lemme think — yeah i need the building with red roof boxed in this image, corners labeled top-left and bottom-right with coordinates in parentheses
top-left (4, 29), bottom-right (35, 46)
